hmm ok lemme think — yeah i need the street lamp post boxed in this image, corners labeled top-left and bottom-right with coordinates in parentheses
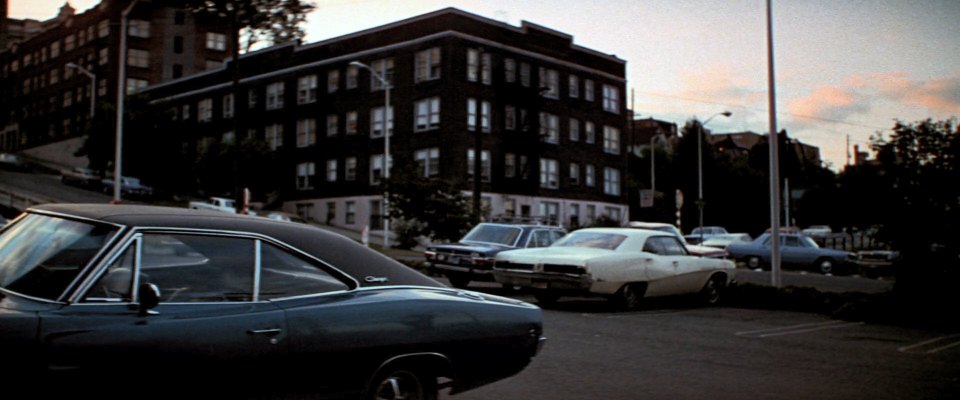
top-left (350, 61), bottom-right (391, 249)
top-left (697, 111), bottom-right (732, 242)
top-left (113, 0), bottom-right (139, 204)
top-left (66, 63), bottom-right (96, 118)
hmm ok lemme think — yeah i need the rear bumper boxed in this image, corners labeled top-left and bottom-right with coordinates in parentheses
top-left (492, 269), bottom-right (593, 291)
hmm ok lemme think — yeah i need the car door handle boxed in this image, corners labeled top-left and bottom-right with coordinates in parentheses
top-left (247, 328), bottom-right (282, 336)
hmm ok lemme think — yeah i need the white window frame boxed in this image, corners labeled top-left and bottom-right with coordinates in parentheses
top-left (346, 111), bottom-right (358, 135)
top-left (569, 162), bottom-right (580, 185)
top-left (296, 162), bottom-right (315, 190)
top-left (206, 32), bottom-right (227, 51)
top-left (326, 114), bottom-right (339, 137)
top-left (298, 75), bottom-right (318, 104)
top-left (603, 84), bottom-right (620, 113)
top-left (540, 113), bottom-right (559, 144)
top-left (414, 97), bottom-right (440, 132)
top-left (585, 121), bottom-right (596, 144)
top-left (415, 147), bottom-right (440, 178)
top-left (265, 123), bottom-right (283, 150)
top-left (266, 82), bottom-right (284, 110)
top-left (128, 20), bottom-right (151, 38)
top-left (326, 159), bottom-right (338, 182)
top-left (127, 48), bottom-right (149, 68)
top-left (222, 94), bottom-right (234, 119)
top-left (370, 106), bottom-right (394, 138)
top-left (345, 157), bottom-right (357, 181)
top-left (327, 69), bottom-right (339, 93)
top-left (369, 154), bottom-right (392, 185)
top-left (297, 118), bottom-right (316, 147)
top-left (504, 153), bottom-right (517, 178)
top-left (540, 158), bottom-right (559, 189)
top-left (539, 68), bottom-right (559, 98)
top-left (198, 98), bottom-right (213, 122)
top-left (604, 167), bottom-right (621, 196)
top-left (370, 58), bottom-right (394, 91)
top-left (569, 75), bottom-right (579, 98)
top-left (415, 47), bottom-right (441, 82)
top-left (505, 106), bottom-right (517, 130)
top-left (584, 79), bottom-right (595, 101)
top-left (467, 148), bottom-right (491, 182)
top-left (504, 58), bottom-right (516, 83)
top-left (585, 164), bottom-right (596, 187)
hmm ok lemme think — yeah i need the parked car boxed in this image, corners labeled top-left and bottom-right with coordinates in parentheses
top-left (263, 210), bottom-right (306, 223)
top-left (684, 226), bottom-right (729, 244)
top-left (60, 167), bottom-right (100, 189)
top-left (188, 196), bottom-right (237, 213)
top-left (0, 152), bottom-right (28, 171)
top-left (493, 227), bottom-right (736, 309)
top-left (0, 204), bottom-right (544, 397)
top-left (101, 176), bottom-right (154, 198)
top-left (627, 221), bottom-right (727, 258)
top-left (726, 232), bottom-right (858, 275)
top-left (802, 225), bottom-right (833, 238)
top-left (425, 222), bottom-right (566, 288)
top-left (857, 249), bottom-right (901, 278)
top-left (700, 233), bottom-right (753, 249)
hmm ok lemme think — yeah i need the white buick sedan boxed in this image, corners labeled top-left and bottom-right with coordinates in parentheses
top-left (493, 228), bottom-right (736, 310)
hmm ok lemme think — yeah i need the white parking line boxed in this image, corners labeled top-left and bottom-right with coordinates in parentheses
top-left (898, 334), bottom-right (960, 354)
top-left (736, 321), bottom-right (864, 338)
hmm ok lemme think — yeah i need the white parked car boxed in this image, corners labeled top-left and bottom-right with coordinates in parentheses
top-left (493, 228), bottom-right (736, 310)
top-left (627, 221), bottom-right (728, 258)
top-left (802, 225), bottom-right (833, 237)
top-left (701, 233), bottom-right (753, 249)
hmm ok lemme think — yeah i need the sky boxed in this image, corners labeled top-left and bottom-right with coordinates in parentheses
top-left (11, 0), bottom-right (960, 170)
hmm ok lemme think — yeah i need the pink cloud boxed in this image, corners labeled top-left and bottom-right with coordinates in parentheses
top-left (787, 86), bottom-right (870, 125)
top-left (870, 72), bottom-right (960, 115)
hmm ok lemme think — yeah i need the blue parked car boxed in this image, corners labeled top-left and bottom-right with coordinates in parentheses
top-left (726, 232), bottom-right (858, 275)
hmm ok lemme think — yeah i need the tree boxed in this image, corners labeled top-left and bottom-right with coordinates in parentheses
top-left (386, 158), bottom-right (474, 248)
top-left (172, 0), bottom-right (316, 52)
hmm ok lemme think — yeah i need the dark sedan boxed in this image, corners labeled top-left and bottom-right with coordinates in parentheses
top-left (0, 204), bottom-right (544, 399)
top-left (727, 232), bottom-right (857, 275)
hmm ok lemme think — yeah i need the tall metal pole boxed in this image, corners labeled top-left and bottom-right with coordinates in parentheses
top-left (350, 61), bottom-right (391, 249)
top-left (114, 0), bottom-right (138, 204)
top-left (650, 135), bottom-right (656, 195)
top-left (767, 0), bottom-right (782, 287)
top-left (697, 111), bottom-right (731, 242)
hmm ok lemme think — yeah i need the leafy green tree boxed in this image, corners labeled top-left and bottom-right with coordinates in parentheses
top-left (386, 158), bottom-right (474, 247)
top-left (171, 0), bottom-right (316, 52)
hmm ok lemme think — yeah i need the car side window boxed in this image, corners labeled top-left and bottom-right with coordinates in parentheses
top-left (528, 230), bottom-right (559, 248)
top-left (784, 236), bottom-right (800, 247)
top-left (643, 237), bottom-right (666, 255)
top-left (85, 245), bottom-right (136, 302)
top-left (141, 234), bottom-right (255, 303)
top-left (258, 243), bottom-right (349, 299)
top-left (661, 237), bottom-right (688, 256)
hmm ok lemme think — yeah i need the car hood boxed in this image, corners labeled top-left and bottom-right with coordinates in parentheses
top-left (496, 247), bottom-right (613, 265)
top-left (428, 242), bottom-right (512, 255)
top-left (686, 244), bottom-right (728, 257)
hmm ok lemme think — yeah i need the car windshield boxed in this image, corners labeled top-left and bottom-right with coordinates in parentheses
top-left (552, 231), bottom-right (627, 250)
top-left (0, 213), bottom-right (118, 300)
top-left (461, 224), bottom-right (523, 246)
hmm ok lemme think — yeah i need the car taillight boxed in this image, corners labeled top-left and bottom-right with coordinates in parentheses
top-left (424, 250), bottom-right (436, 259)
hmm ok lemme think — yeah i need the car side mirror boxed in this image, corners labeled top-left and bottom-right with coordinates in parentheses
top-left (138, 283), bottom-right (160, 317)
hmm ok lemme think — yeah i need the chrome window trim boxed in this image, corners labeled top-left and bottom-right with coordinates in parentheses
top-left (253, 239), bottom-right (262, 302)
top-left (70, 226), bottom-right (359, 304)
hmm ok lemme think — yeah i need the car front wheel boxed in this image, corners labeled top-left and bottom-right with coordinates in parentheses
top-left (746, 256), bottom-right (763, 270)
top-left (366, 367), bottom-right (438, 400)
top-left (700, 276), bottom-right (725, 305)
top-left (815, 258), bottom-right (834, 275)
top-left (614, 283), bottom-right (645, 311)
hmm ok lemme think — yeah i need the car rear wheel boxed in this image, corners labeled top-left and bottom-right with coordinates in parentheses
top-left (367, 367), bottom-right (438, 400)
top-left (746, 256), bottom-right (763, 270)
top-left (614, 283), bottom-right (645, 311)
top-left (446, 274), bottom-right (470, 289)
top-left (700, 275), bottom-right (725, 305)
top-left (815, 258), bottom-right (834, 275)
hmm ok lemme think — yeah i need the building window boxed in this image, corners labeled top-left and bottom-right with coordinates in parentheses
top-left (326, 159), bottom-right (338, 182)
top-left (64, 35), bottom-right (75, 51)
top-left (415, 147), bottom-right (440, 178)
top-left (370, 106), bottom-right (394, 138)
top-left (49, 41), bottom-right (60, 58)
top-left (481, 52), bottom-right (492, 84)
top-left (520, 62), bottom-right (531, 87)
top-left (467, 49), bottom-right (491, 84)
top-left (99, 48), bottom-right (109, 65)
top-left (345, 201), bottom-right (356, 224)
top-left (603, 126), bottom-right (621, 154)
top-left (504, 153), bottom-right (516, 178)
top-left (415, 47), bottom-right (441, 82)
top-left (181, 104), bottom-right (191, 121)
top-left (297, 118), bottom-right (316, 147)
top-left (504, 58), bottom-right (516, 83)
top-left (98, 20), bottom-right (110, 38)
top-left (346, 111), bottom-right (358, 135)
top-left (569, 163), bottom-right (580, 185)
top-left (505, 106), bottom-right (517, 130)
top-left (540, 202), bottom-right (559, 224)
top-left (370, 58), bottom-right (394, 91)
top-left (126, 78), bottom-right (148, 94)
top-left (326, 114), bottom-right (339, 137)
top-left (63, 91), bottom-right (73, 107)
top-left (327, 69), bottom-right (339, 93)
top-left (222, 131), bottom-right (235, 145)
top-left (569, 75), bottom-right (579, 98)
top-left (128, 20), bottom-right (151, 38)
top-left (569, 204), bottom-right (580, 227)
top-left (585, 164), bottom-right (596, 187)
top-left (603, 84), bottom-right (620, 113)
top-left (222, 94), bottom-right (234, 119)
top-left (540, 113), bottom-right (559, 144)
top-left (49, 70), bottom-right (59, 85)
top-left (539, 68), bottom-right (559, 98)
top-left (346, 65), bottom-right (358, 89)
top-left (604, 168), bottom-right (621, 196)
top-left (414, 97), bottom-right (440, 131)
top-left (265, 123), bottom-right (283, 150)
top-left (127, 49), bottom-right (150, 68)
top-left (296, 162), bottom-right (315, 190)
top-left (569, 118), bottom-right (580, 142)
top-left (206, 32), bottom-right (227, 51)
top-left (248, 89), bottom-right (258, 109)
top-left (298, 75), bottom-right (317, 104)
top-left (370, 154), bottom-right (391, 185)
top-left (540, 158), bottom-right (559, 189)
top-left (585, 121), bottom-right (596, 144)
top-left (345, 157), bottom-right (357, 181)
top-left (198, 98), bottom-right (213, 122)
top-left (584, 79), bottom-right (595, 101)
top-left (467, 149), bottom-right (491, 182)
top-left (586, 205), bottom-right (596, 223)
top-left (266, 82), bottom-right (284, 110)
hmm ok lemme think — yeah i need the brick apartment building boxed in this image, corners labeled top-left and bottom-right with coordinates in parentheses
top-left (0, 0), bottom-right (232, 155)
top-left (142, 7), bottom-right (630, 230)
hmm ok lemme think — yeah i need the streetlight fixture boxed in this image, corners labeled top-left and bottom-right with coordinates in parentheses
top-left (697, 110), bottom-right (732, 243)
top-left (350, 60), bottom-right (391, 249)
top-left (66, 63), bottom-right (96, 118)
